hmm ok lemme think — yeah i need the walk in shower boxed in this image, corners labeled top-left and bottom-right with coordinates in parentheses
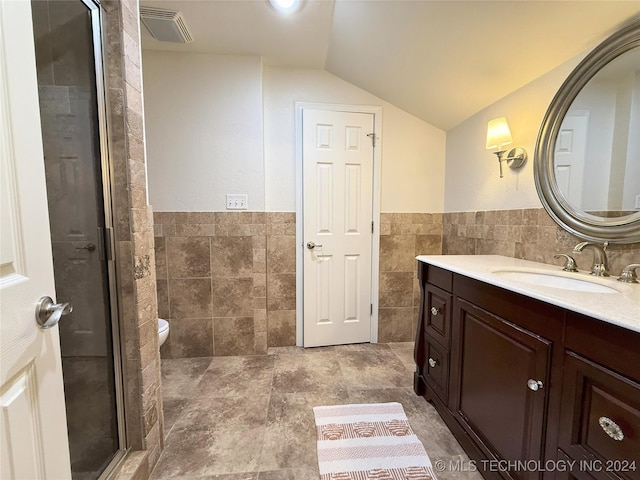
top-left (31, 1), bottom-right (125, 478)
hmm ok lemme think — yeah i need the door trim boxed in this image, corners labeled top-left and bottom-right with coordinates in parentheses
top-left (295, 103), bottom-right (382, 346)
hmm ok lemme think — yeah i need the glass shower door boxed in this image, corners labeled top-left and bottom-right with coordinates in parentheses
top-left (31, 1), bottom-right (124, 478)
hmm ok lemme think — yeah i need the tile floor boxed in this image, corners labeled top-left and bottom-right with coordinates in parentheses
top-left (151, 342), bottom-right (482, 480)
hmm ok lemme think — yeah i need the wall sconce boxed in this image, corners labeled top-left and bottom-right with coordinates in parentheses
top-left (485, 117), bottom-right (527, 178)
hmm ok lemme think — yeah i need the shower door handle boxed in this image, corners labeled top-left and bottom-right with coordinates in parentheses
top-left (35, 296), bottom-right (73, 329)
top-left (76, 243), bottom-right (96, 252)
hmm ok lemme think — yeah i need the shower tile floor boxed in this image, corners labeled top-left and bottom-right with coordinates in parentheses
top-left (151, 342), bottom-right (481, 480)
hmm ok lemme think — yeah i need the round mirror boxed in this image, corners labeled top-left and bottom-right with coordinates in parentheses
top-left (535, 19), bottom-right (640, 243)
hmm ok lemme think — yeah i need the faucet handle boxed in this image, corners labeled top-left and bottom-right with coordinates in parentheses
top-left (554, 254), bottom-right (578, 272)
top-left (617, 264), bottom-right (640, 283)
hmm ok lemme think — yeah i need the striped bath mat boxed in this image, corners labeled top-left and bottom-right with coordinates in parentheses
top-left (313, 402), bottom-right (436, 480)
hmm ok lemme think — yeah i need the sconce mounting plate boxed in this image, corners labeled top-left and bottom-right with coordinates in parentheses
top-left (506, 147), bottom-right (527, 169)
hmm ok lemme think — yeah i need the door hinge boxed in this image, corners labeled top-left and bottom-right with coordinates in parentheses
top-left (366, 132), bottom-right (376, 147)
top-left (371, 221), bottom-right (374, 233)
top-left (370, 304), bottom-right (373, 315)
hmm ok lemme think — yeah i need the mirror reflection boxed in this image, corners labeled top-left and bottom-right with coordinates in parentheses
top-left (554, 48), bottom-right (640, 219)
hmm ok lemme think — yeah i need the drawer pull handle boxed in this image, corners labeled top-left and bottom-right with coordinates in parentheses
top-left (428, 357), bottom-right (438, 368)
top-left (527, 379), bottom-right (543, 391)
top-left (430, 307), bottom-right (440, 316)
top-left (599, 416), bottom-right (624, 441)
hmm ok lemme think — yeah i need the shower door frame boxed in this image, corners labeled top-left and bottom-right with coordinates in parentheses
top-left (76, 0), bottom-right (128, 476)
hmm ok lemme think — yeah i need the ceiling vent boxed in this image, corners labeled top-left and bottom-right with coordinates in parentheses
top-left (139, 6), bottom-right (194, 43)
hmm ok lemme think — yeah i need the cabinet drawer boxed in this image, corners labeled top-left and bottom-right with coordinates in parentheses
top-left (424, 284), bottom-right (452, 348)
top-left (424, 340), bottom-right (449, 402)
top-left (559, 352), bottom-right (640, 480)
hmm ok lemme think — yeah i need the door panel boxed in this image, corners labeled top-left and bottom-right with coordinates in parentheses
top-left (555, 112), bottom-right (588, 209)
top-left (0, 1), bottom-right (72, 478)
top-left (303, 109), bottom-right (374, 347)
top-left (30, 0), bottom-right (123, 477)
top-left (451, 298), bottom-right (551, 479)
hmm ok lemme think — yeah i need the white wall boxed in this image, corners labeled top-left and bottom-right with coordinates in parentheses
top-left (143, 54), bottom-right (446, 213)
top-left (263, 67), bottom-right (446, 212)
top-left (143, 51), bottom-right (264, 211)
top-left (444, 53), bottom-right (586, 212)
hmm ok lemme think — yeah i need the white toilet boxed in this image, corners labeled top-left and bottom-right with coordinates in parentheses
top-left (158, 318), bottom-right (170, 347)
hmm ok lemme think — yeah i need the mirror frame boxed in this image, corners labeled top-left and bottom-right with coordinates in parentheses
top-left (534, 19), bottom-right (640, 244)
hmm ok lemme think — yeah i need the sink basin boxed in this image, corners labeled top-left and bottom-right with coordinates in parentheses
top-left (490, 269), bottom-right (622, 294)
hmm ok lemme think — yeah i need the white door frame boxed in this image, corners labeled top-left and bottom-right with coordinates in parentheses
top-left (295, 103), bottom-right (382, 346)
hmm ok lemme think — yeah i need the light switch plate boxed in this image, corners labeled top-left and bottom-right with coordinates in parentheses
top-left (226, 194), bottom-right (248, 210)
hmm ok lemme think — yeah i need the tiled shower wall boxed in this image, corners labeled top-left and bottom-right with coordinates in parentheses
top-left (153, 211), bottom-right (443, 357)
top-left (442, 208), bottom-right (640, 273)
top-left (102, 0), bottom-right (163, 477)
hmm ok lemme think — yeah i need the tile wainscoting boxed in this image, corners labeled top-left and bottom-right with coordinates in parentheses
top-left (154, 212), bottom-right (296, 358)
top-left (154, 207), bottom-right (639, 359)
top-left (442, 208), bottom-right (640, 274)
top-left (379, 213), bottom-right (443, 342)
top-left (153, 212), bottom-right (444, 358)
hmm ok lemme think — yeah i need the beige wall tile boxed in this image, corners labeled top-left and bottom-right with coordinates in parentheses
top-left (212, 278), bottom-right (254, 317)
top-left (174, 224), bottom-right (216, 237)
top-left (439, 208), bottom-right (640, 270)
top-left (211, 236), bottom-right (253, 278)
top-left (415, 235), bottom-right (442, 255)
top-left (169, 278), bottom-right (212, 319)
top-left (267, 273), bottom-right (296, 311)
top-left (267, 310), bottom-right (296, 347)
top-left (254, 309), bottom-right (267, 333)
top-left (156, 280), bottom-right (169, 319)
top-left (214, 317), bottom-right (255, 356)
top-left (378, 307), bottom-right (414, 342)
top-left (379, 235), bottom-right (415, 272)
top-left (267, 235), bottom-right (296, 274)
top-left (379, 272), bottom-right (413, 308)
top-left (170, 318), bottom-right (214, 357)
top-left (154, 237), bottom-right (167, 279)
top-left (166, 237), bottom-right (210, 278)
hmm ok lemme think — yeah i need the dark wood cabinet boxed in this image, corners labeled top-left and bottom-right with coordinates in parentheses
top-left (558, 351), bottom-right (640, 480)
top-left (414, 260), bottom-right (640, 480)
top-left (450, 298), bottom-right (551, 474)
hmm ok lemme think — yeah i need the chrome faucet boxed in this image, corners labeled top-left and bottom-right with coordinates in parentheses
top-left (573, 241), bottom-right (610, 277)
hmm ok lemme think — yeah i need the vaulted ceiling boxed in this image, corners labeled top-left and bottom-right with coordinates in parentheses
top-left (140, 0), bottom-right (640, 130)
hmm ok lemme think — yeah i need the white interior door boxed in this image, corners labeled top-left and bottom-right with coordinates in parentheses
top-left (555, 111), bottom-right (589, 209)
top-left (302, 108), bottom-right (374, 347)
top-left (0, 1), bottom-right (72, 478)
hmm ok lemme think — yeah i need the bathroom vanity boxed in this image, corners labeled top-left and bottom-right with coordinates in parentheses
top-left (414, 255), bottom-right (640, 480)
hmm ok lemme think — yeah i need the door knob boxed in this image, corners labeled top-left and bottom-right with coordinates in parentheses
top-left (527, 379), bottom-right (544, 391)
top-left (306, 241), bottom-right (323, 250)
top-left (35, 296), bottom-right (73, 329)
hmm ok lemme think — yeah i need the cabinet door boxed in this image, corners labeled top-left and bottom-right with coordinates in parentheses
top-left (450, 298), bottom-right (551, 477)
top-left (559, 352), bottom-right (640, 480)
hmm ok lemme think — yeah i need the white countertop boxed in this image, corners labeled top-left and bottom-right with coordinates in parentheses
top-left (416, 255), bottom-right (640, 334)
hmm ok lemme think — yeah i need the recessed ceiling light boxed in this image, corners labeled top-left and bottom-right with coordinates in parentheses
top-left (269, 0), bottom-right (302, 14)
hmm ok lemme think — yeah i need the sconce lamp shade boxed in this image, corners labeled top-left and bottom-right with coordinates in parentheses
top-left (486, 117), bottom-right (513, 150)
